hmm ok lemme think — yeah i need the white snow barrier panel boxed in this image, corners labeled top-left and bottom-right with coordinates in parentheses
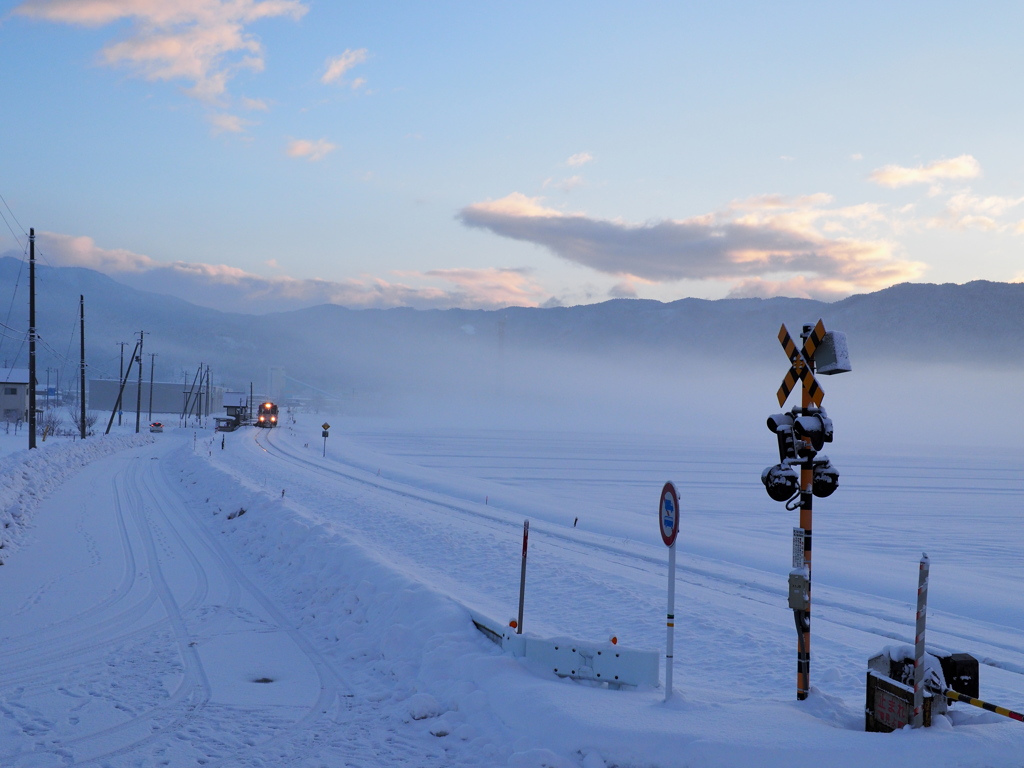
top-left (470, 610), bottom-right (659, 690)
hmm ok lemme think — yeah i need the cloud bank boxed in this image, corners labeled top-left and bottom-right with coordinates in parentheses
top-left (458, 193), bottom-right (924, 300)
top-left (30, 231), bottom-right (545, 313)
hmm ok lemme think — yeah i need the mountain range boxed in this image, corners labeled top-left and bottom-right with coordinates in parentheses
top-left (1, 256), bottom-right (1020, 403)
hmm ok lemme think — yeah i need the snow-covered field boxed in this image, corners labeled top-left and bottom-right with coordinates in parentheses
top-left (0, 413), bottom-right (1021, 767)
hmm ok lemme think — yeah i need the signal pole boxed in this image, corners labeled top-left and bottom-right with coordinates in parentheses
top-left (763, 320), bottom-right (849, 701)
top-left (796, 324), bottom-right (814, 701)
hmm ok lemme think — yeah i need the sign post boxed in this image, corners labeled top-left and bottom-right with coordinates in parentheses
top-left (659, 481), bottom-right (680, 702)
top-left (913, 553), bottom-right (930, 728)
top-left (321, 422), bottom-right (330, 457)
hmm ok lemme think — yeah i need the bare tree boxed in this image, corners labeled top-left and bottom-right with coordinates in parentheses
top-left (39, 408), bottom-right (64, 440)
top-left (66, 404), bottom-right (97, 437)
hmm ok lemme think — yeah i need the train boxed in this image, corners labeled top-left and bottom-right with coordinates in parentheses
top-left (256, 401), bottom-right (279, 428)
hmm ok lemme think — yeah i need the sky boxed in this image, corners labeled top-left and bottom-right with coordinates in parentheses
top-left (1, 0), bottom-right (1024, 313)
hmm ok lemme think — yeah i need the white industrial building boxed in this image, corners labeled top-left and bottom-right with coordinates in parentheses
top-left (88, 379), bottom-right (225, 417)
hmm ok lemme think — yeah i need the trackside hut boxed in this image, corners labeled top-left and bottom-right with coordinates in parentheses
top-left (0, 368), bottom-right (32, 423)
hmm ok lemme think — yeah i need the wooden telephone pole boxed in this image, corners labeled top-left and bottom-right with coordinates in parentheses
top-left (28, 229), bottom-right (36, 448)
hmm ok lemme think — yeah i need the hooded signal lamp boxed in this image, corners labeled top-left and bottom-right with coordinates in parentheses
top-left (793, 410), bottom-right (833, 452)
top-left (812, 460), bottom-right (839, 498)
top-left (761, 463), bottom-right (799, 502)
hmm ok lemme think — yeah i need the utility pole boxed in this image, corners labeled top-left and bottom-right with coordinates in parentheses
top-left (117, 342), bottom-right (126, 425)
top-left (148, 352), bottom-right (157, 420)
top-left (79, 296), bottom-right (86, 439)
top-left (135, 331), bottom-right (144, 433)
top-left (28, 228), bottom-right (36, 449)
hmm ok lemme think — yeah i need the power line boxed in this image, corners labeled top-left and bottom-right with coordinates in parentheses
top-left (0, 207), bottom-right (24, 250)
top-left (0, 247), bottom-right (26, 363)
top-left (0, 191), bottom-right (27, 240)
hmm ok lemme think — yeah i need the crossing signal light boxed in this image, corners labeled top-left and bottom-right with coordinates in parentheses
top-left (767, 412), bottom-right (796, 462)
top-left (761, 463), bottom-right (799, 502)
top-left (764, 409), bottom-right (838, 502)
top-left (812, 460), bottom-right (839, 498)
top-left (793, 411), bottom-right (833, 451)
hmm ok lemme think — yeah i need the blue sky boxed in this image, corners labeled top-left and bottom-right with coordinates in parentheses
top-left (2, 0), bottom-right (1023, 312)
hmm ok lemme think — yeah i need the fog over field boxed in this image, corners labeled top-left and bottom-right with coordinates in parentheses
top-left (2, 256), bottom-right (1019, 452)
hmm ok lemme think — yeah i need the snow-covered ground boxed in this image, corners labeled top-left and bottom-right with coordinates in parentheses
top-left (0, 413), bottom-right (1021, 767)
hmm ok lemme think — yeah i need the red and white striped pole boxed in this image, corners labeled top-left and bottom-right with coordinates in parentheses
top-left (913, 553), bottom-right (930, 728)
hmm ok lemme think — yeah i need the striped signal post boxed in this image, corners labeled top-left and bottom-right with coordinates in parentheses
top-left (779, 320), bottom-right (825, 701)
top-left (913, 553), bottom-right (930, 728)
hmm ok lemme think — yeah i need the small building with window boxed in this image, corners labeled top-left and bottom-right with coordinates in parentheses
top-left (0, 368), bottom-right (32, 423)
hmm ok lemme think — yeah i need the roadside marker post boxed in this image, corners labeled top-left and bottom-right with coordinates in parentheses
top-left (913, 553), bottom-right (930, 728)
top-left (659, 481), bottom-right (680, 702)
top-left (321, 422), bottom-right (330, 457)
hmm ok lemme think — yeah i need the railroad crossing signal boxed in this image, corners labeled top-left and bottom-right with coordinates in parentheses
top-left (763, 319), bottom-right (851, 703)
top-left (777, 320), bottom-right (826, 407)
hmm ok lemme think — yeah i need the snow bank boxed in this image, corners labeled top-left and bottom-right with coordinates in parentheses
top-left (0, 434), bottom-right (153, 562)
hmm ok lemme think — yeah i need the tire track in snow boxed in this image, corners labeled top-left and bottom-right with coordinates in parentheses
top-left (61, 455), bottom-right (214, 765)
top-left (148, 450), bottom-right (357, 767)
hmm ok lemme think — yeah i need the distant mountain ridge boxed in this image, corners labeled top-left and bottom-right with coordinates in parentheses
top-left (0, 256), bottom-right (1020, 399)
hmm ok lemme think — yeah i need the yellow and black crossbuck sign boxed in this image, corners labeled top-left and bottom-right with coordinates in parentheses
top-left (777, 320), bottom-right (826, 407)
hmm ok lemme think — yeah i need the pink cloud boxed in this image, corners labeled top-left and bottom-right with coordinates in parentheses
top-left (286, 138), bottom-right (336, 161)
top-left (15, 0), bottom-right (307, 104)
top-left (36, 231), bottom-right (157, 272)
top-left (32, 230), bottom-right (546, 312)
top-left (869, 155), bottom-right (981, 189)
top-left (321, 48), bottom-right (368, 85)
